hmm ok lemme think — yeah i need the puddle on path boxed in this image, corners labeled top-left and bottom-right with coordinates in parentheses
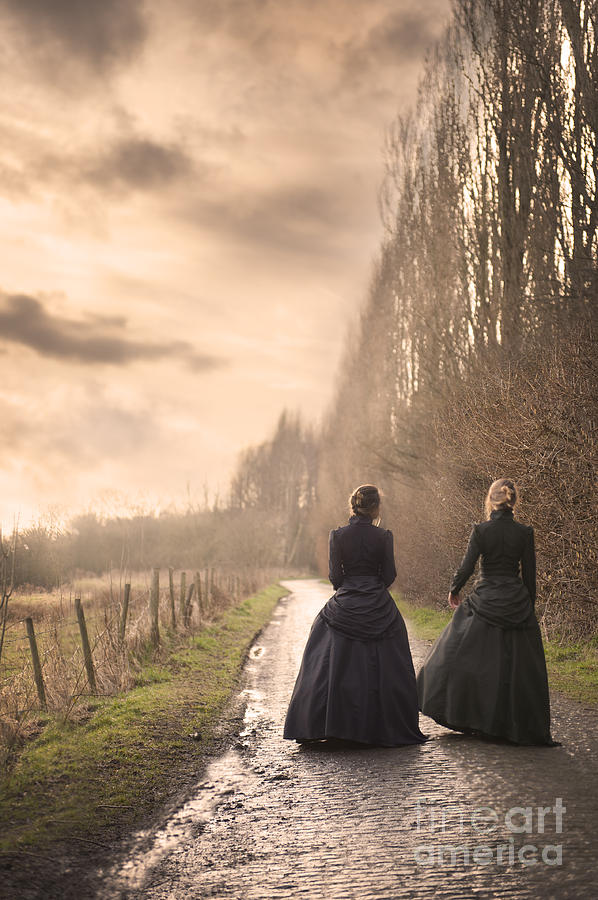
top-left (100, 654), bottom-right (268, 896)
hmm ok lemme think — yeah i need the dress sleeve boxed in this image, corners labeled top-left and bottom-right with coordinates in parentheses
top-left (381, 530), bottom-right (397, 588)
top-left (328, 529), bottom-right (343, 589)
top-left (449, 526), bottom-right (481, 595)
top-left (521, 526), bottom-right (537, 606)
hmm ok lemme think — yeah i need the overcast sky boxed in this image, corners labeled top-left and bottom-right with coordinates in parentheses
top-left (0, 0), bottom-right (450, 529)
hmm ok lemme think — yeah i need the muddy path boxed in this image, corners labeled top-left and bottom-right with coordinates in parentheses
top-left (99, 579), bottom-right (598, 899)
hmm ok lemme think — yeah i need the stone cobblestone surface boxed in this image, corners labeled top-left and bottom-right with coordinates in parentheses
top-left (104, 580), bottom-right (598, 899)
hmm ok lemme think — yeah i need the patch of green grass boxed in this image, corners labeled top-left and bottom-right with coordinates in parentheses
top-left (395, 594), bottom-right (598, 707)
top-left (0, 583), bottom-right (289, 855)
top-left (543, 640), bottom-right (598, 706)
top-left (133, 663), bottom-right (173, 686)
top-left (393, 594), bottom-right (452, 641)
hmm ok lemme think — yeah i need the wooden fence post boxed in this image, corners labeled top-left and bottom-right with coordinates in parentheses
top-left (25, 617), bottom-right (46, 709)
top-left (74, 598), bottom-right (96, 694)
top-left (194, 571), bottom-right (202, 621)
top-left (179, 572), bottom-right (187, 622)
top-left (168, 567), bottom-right (176, 629)
top-left (184, 582), bottom-right (195, 628)
top-left (149, 567), bottom-right (160, 646)
top-left (119, 583), bottom-right (131, 644)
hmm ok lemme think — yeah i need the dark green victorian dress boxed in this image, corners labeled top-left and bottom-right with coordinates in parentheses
top-left (416, 508), bottom-right (557, 745)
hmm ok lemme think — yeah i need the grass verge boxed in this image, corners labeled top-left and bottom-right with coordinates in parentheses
top-left (542, 641), bottom-right (598, 706)
top-left (395, 594), bottom-right (598, 707)
top-left (393, 595), bottom-right (452, 641)
top-left (0, 583), bottom-right (289, 859)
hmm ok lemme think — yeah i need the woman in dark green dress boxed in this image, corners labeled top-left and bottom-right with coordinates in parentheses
top-left (417, 478), bottom-right (557, 745)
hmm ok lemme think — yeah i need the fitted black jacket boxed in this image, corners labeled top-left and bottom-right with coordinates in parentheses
top-left (329, 515), bottom-right (397, 590)
top-left (450, 507), bottom-right (536, 604)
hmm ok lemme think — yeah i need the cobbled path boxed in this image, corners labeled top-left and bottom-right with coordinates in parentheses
top-left (105, 579), bottom-right (598, 899)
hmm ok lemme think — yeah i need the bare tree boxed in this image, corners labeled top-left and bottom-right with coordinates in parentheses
top-left (0, 522), bottom-right (17, 664)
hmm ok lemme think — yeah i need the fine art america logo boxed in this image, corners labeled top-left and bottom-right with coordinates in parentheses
top-left (414, 798), bottom-right (565, 867)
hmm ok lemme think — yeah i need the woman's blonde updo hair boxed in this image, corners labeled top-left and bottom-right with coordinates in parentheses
top-left (349, 484), bottom-right (381, 520)
top-left (485, 477), bottom-right (518, 519)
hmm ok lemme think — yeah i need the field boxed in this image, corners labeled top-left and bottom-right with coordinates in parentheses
top-left (0, 566), bottom-right (282, 764)
top-left (0, 582), bottom-right (289, 861)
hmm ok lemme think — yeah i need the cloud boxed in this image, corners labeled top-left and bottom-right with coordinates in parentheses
top-left (0, 293), bottom-right (224, 370)
top-left (0, 129), bottom-right (197, 204)
top-left (82, 137), bottom-right (195, 191)
top-left (0, 0), bottom-right (147, 74)
top-left (0, 383), bottom-right (168, 497)
top-left (179, 178), bottom-right (369, 261)
top-left (340, 6), bottom-right (448, 77)
top-left (182, 0), bottom-right (447, 82)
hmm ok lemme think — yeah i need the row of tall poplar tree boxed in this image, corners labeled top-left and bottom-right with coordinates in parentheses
top-left (310, 0), bottom-right (597, 639)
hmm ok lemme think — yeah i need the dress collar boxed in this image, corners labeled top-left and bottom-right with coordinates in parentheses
top-left (349, 514), bottom-right (372, 525)
top-left (490, 507), bottom-right (514, 520)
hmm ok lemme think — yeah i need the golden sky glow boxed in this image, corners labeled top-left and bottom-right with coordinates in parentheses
top-left (0, 0), bottom-right (450, 529)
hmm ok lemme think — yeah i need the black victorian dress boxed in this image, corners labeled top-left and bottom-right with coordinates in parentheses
top-left (417, 508), bottom-right (556, 745)
top-left (283, 515), bottom-right (426, 747)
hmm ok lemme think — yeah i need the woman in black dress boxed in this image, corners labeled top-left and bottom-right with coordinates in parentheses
top-left (283, 485), bottom-right (426, 747)
top-left (417, 478), bottom-right (557, 745)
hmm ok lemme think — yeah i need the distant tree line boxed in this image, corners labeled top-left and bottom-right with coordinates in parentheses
top-left (9, 412), bottom-right (318, 589)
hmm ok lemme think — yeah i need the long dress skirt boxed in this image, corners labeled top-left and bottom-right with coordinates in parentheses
top-left (283, 575), bottom-right (426, 747)
top-left (416, 576), bottom-right (556, 745)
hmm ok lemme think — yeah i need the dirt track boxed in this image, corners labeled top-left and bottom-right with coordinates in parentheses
top-left (102, 579), bottom-right (598, 899)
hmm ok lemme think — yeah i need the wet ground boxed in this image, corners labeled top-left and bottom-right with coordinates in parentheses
top-left (101, 579), bottom-right (598, 899)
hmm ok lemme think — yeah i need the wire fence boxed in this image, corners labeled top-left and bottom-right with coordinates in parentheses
top-left (0, 565), bottom-right (282, 755)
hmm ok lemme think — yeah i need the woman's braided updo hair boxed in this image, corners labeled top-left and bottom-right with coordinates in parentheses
top-left (485, 477), bottom-right (518, 519)
top-left (349, 484), bottom-right (381, 520)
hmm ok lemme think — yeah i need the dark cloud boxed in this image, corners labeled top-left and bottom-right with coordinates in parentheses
top-left (183, 1), bottom-right (447, 83)
top-left (0, 293), bottom-right (224, 371)
top-left (0, 0), bottom-right (147, 73)
top-left (83, 137), bottom-right (195, 191)
top-left (341, 7), bottom-right (447, 74)
top-left (0, 133), bottom-right (196, 201)
top-left (180, 180), bottom-right (368, 260)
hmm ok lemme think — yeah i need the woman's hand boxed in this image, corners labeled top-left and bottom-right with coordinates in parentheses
top-left (448, 592), bottom-right (461, 609)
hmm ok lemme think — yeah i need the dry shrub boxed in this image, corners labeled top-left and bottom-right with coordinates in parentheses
top-left (377, 330), bottom-right (597, 644)
top-left (427, 330), bottom-right (598, 640)
top-left (0, 671), bottom-right (39, 767)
